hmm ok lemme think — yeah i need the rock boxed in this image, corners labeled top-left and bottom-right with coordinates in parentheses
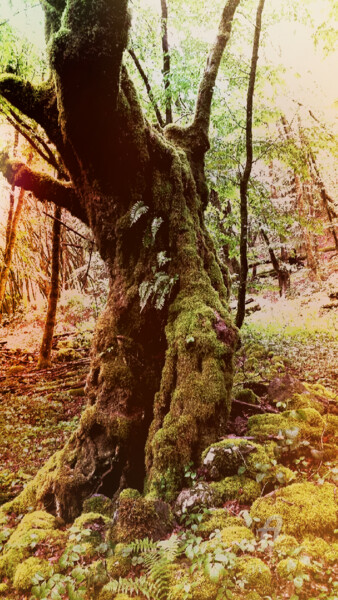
top-left (202, 438), bottom-right (271, 480)
top-left (112, 496), bottom-right (173, 542)
top-left (250, 482), bottom-right (338, 539)
top-left (174, 482), bottom-right (220, 516)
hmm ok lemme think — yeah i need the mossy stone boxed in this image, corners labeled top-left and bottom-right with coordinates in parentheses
top-left (202, 438), bottom-right (271, 480)
top-left (82, 494), bottom-right (114, 516)
top-left (273, 534), bottom-right (298, 557)
top-left (119, 488), bottom-right (141, 501)
top-left (72, 512), bottom-right (112, 544)
top-left (112, 497), bottom-right (173, 543)
top-left (210, 475), bottom-right (261, 504)
top-left (196, 508), bottom-right (243, 536)
top-left (248, 407), bottom-right (325, 440)
top-left (13, 557), bottom-right (53, 592)
top-left (251, 482), bottom-right (337, 539)
top-left (235, 557), bottom-right (272, 595)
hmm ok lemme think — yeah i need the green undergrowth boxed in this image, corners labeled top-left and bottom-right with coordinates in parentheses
top-left (0, 295), bottom-right (337, 599)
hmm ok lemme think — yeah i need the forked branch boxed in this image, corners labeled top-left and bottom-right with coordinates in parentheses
top-left (193, 0), bottom-right (241, 137)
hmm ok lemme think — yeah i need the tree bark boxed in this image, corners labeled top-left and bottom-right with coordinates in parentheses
top-left (236, 0), bottom-right (265, 328)
top-left (38, 205), bottom-right (62, 369)
top-left (0, 0), bottom-right (240, 521)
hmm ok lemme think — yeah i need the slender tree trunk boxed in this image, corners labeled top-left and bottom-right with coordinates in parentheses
top-left (160, 0), bottom-right (173, 125)
top-left (236, 0), bottom-right (265, 328)
top-left (38, 206), bottom-right (62, 368)
top-left (0, 0), bottom-right (241, 521)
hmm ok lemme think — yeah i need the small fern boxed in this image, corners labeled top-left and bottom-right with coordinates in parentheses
top-left (139, 272), bottom-right (178, 312)
top-left (130, 201), bottom-right (149, 225)
top-left (157, 251), bottom-right (171, 267)
top-left (151, 217), bottom-right (163, 241)
top-left (111, 535), bottom-right (181, 600)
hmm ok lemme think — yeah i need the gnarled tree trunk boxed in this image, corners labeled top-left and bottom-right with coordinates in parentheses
top-left (0, 0), bottom-right (240, 521)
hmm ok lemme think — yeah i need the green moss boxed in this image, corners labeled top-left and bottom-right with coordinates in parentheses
top-left (220, 525), bottom-right (254, 548)
top-left (56, 348), bottom-right (82, 361)
top-left (106, 551), bottom-right (131, 579)
top-left (273, 534), bottom-right (298, 557)
top-left (13, 557), bottom-right (53, 592)
top-left (210, 475), bottom-right (261, 504)
top-left (202, 438), bottom-right (273, 480)
top-left (119, 488), bottom-right (141, 501)
top-left (72, 512), bottom-right (111, 544)
top-left (197, 508), bottom-right (243, 536)
top-left (82, 494), bottom-right (114, 516)
top-left (168, 568), bottom-right (227, 600)
top-left (248, 407), bottom-right (325, 440)
top-left (301, 537), bottom-right (336, 561)
top-left (235, 557), bottom-right (272, 595)
top-left (111, 497), bottom-right (173, 543)
top-left (0, 583), bottom-right (8, 594)
top-left (251, 482), bottom-right (338, 539)
top-left (277, 555), bottom-right (316, 579)
top-left (235, 388), bottom-right (259, 404)
top-left (0, 547), bottom-right (28, 579)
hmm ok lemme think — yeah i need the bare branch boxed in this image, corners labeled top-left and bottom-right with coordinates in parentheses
top-left (128, 49), bottom-right (165, 127)
top-left (0, 154), bottom-right (87, 224)
top-left (193, 0), bottom-right (241, 137)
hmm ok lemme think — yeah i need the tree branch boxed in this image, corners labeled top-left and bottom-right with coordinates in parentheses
top-left (0, 76), bottom-right (62, 150)
top-left (193, 0), bottom-right (241, 137)
top-left (0, 154), bottom-right (87, 224)
top-left (128, 49), bottom-right (165, 127)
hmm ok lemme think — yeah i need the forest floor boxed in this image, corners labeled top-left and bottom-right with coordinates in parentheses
top-left (0, 264), bottom-right (337, 600)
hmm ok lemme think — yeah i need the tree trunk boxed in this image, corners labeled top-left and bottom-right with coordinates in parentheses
top-left (236, 0), bottom-right (265, 328)
top-left (38, 205), bottom-right (62, 369)
top-left (0, 0), bottom-right (240, 521)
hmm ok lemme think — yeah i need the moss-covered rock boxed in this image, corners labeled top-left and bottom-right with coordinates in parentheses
top-left (273, 534), bottom-right (298, 557)
top-left (106, 543), bottom-right (132, 578)
top-left (174, 482), bottom-right (220, 515)
top-left (210, 475), bottom-right (261, 504)
top-left (168, 568), bottom-right (228, 600)
top-left (112, 497), bottom-right (173, 543)
top-left (235, 557), bottom-right (272, 595)
top-left (119, 488), bottom-right (141, 501)
top-left (202, 438), bottom-right (272, 480)
top-left (220, 525), bottom-right (255, 548)
top-left (248, 407), bottom-right (325, 440)
top-left (196, 508), bottom-right (243, 536)
top-left (251, 482), bottom-right (337, 538)
top-left (13, 557), bottom-right (53, 592)
top-left (82, 494), bottom-right (115, 516)
top-left (72, 512), bottom-right (112, 545)
top-left (0, 546), bottom-right (28, 579)
top-left (234, 388), bottom-right (259, 404)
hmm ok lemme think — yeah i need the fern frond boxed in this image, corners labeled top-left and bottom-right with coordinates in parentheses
top-left (130, 201), bottom-right (149, 226)
top-left (151, 217), bottom-right (163, 241)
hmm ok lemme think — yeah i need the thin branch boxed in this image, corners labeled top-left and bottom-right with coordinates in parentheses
top-left (42, 211), bottom-right (94, 244)
top-left (128, 49), bottom-right (165, 127)
top-left (193, 0), bottom-right (241, 137)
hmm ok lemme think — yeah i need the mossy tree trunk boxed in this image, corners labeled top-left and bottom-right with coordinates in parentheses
top-left (0, 0), bottom-right (240, 521)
